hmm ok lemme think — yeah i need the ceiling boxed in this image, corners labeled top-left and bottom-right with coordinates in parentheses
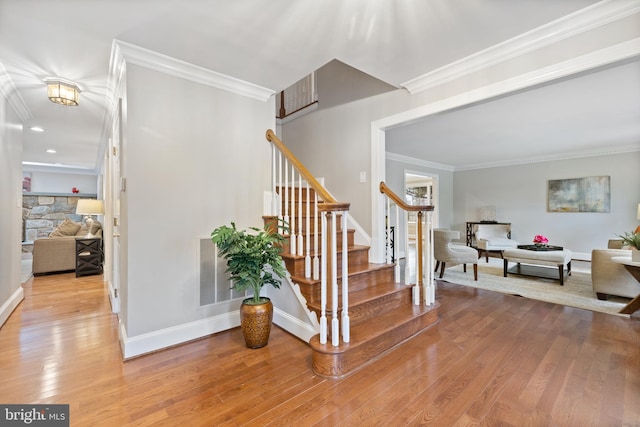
top-left (2, 0), bottom-right (637, 173)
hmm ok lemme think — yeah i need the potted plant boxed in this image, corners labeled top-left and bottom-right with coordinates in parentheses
top-left (618, 231), bottom-right (640, 262)
top-left (211, 221), bottom-right (288, 348)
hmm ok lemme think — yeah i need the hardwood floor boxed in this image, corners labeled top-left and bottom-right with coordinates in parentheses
top-left (2, 272), bottom-right (639, 426)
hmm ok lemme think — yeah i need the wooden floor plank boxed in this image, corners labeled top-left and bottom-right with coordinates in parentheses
top-left (1, 274), bottom-right (639, 426)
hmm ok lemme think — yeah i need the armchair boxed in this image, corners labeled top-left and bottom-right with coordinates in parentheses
top-left (591, 239), bottom-right (640, 300)
top-left (434, 229), bottom-right (478, 281)
top-left (475, 223), bottom-right (518, 262)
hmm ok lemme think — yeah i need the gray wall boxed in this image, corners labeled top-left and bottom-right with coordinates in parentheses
top-left (122, 64), bottom-right (275, 338)
top-left (0, 88), bottom-right (24, 326)
top-left (452, 152), bottom-right (640, 259)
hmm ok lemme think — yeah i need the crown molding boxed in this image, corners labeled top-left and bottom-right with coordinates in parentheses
top-left (386, 152), bottom-right (455, 172)
top-left (402, 0), bottom-right (640, 94)
top-left (0, 61), bottom-right (32, 122)
top-left (454, 144), bottom-right (640, 172)
top-left (112, 40), bottom-right (275, 102)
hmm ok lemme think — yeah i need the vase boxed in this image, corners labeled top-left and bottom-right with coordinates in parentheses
top-left (240, 297), bottom-right (273, 349)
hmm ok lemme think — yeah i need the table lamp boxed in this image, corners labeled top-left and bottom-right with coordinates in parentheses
top-left (636, 203), bottom-right (640, 234)
top-left (76, 199), bottom-right (104, 237)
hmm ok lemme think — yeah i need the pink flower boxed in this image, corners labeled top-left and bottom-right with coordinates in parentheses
top-left (533, 235), bottom-right (548, 244)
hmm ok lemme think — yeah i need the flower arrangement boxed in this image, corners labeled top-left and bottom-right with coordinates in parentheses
top-left (533, 234), bottom-right (549, 245)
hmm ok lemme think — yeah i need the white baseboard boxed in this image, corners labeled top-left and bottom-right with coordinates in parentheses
top-left (273, 307), bottom-right (317, 343)
top-left (119, 311), bottom-right (240, 359)
top-left (572, 252), bottom-right (591, 262)
top-left (0, 286), bottom-right (24, 328)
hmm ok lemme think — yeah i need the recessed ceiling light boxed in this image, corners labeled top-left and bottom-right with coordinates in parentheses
top-left (46, 149), bottom-right (56, 154)
top-left (29, 126), bottom-right (45, 132)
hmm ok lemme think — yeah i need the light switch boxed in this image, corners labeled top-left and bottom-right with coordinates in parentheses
top-left (359, 171), bottom-right (366, 183)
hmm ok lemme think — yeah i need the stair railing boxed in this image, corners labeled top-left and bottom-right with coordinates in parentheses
top-left (379, 182), bottom-right (436, 306)
top-left (266, 129), bottom-right (351, 346)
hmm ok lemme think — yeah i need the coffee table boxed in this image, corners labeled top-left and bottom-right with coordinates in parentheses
top-left (503, 246), bottom-right (572, 286)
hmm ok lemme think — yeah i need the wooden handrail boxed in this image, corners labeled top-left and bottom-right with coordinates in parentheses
top-left (379, 182), bottom-right (434, 212)
top-left (266, 129), bottom-right (349, 212)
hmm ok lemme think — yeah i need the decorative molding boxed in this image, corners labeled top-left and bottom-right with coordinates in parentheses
top-left (454, 144), bottom-right (640, 172)
top-left (0, 286), bottom-right (24, 329)
top-left (386, 152), bottom-right (455, 172)
top-left (120, 312), bottom-right (240, 359)
top-left (372, 38), bottom-right (640, 262)
top-left (0, 62), bottom-right (32, 122)
top-left (402, 0), bottom-right (640, 94)
top-left (112, 40), bottom-right (275, 102)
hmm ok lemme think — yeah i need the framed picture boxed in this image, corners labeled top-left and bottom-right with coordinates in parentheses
top-left (547, 176), bottom-right (610, 213)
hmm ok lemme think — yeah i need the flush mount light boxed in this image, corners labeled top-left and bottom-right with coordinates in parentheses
top-left (46, 149), bottom-right (56, 154)
top-left (29, 126), bottom-right (45, 132)
top-left (44, 78), bottom-right (80, 106)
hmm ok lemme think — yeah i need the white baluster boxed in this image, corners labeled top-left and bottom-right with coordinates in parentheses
top-left (428, 210), bottom-right (435, 305)
top-left (305, 182), bottom-right (311, 278)
top-left (313, 191), bottom-right (319, 280)
top-left (341, 211), bottom-right (350, 343)
top-left (284, 159), bottom-right (289, 239)
top-left (271, 146), bottom-right (277, 216)
top-left (298, 174), bottom-right (304, 256)
top-left (331, 211), bottom-right (339, 347)
top-left (290, 165), bottom-right (296, 255)
top-left (385, 197), bottom-right (391, 264)
top-left (394, 204), bottom-right (400, 283)
top-left (278, 151), bottom-right (283, 225)
top-left (319, 211), bottom-right (327, 344)
top-left (405, 210), bottom-right (411, 287)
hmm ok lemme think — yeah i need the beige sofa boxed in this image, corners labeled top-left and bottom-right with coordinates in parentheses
top-left (591, 239), bottom-right (640, 300)
top-left (32, 219), bottom-right (102, 275)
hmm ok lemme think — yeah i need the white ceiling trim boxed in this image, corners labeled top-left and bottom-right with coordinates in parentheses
top-left (378, 37), bottom-right (640, 131)
top-left (0, 62), bottom-right (31, 122)
top-left (455, 144), bottom-right (640, 172)
top-left (112, 40), bottom-right (275, 102)
top-left (402, 0), bottom-right (640, 94)
top-left (385, 152), bottom-right (455, 172)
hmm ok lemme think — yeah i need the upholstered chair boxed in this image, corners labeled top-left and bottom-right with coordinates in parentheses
top-left (475, 223), bottom-right (518, 262)
top-left (591, 239), bottom-right (640, 300)
top-left (434, 229), bottom-right (478, 281)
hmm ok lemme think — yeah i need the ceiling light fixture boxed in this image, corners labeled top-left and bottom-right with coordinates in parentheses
top-left (29, 126), bottom-right (45, 132)
top-left (44, 78), bottom-right (80, 106)
top-left (46, 149), bottom-right (56, 154)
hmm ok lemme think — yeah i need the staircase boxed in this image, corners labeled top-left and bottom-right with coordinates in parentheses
top-left (266, 185), bottom-right (439, 379)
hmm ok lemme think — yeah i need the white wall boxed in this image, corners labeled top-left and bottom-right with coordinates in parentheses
top-left (453, 152), bottom-right (640, 259)
top-left (0, 88), bottom-right (24, 327)
top-left (25, 171), bottom-right (98, 194)
top-left (122, 64), bottom-right (275, 339)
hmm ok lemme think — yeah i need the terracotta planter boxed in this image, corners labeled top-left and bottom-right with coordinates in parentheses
top-left (240, 298), bottom-right (273, 349)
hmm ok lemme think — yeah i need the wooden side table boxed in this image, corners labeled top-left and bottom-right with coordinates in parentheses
top-left (76, 237), bottom-right (103, 277)
top-left (612, 256), bottom-right (640, 315)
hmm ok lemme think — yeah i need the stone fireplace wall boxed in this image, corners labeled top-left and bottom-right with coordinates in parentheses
top-left (22, 194), bottom-right (91, 253)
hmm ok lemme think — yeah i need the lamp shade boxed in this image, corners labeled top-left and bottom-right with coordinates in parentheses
top-left (76, 199), bottom-right (104, 216)
top-left (637, 203), bottom-right (640, 221)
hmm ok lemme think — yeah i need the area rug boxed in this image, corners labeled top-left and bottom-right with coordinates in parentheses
top-left (441, 259), bottom-right (630, 317)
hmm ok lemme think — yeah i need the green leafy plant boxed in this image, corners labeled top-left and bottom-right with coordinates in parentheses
top-left (211, 221), bottom-right (288, 304)
top-left (618, 231), bottom-right (640, 250)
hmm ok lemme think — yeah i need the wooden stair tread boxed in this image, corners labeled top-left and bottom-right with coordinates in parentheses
top-left (307, 279), bottom-right (406, 310)
top-left (288, 262), bottom-right (393, 286)
top-left (280, 244), bottom-right (369, 260)
top-left (309, 302), bottom-right (440, 379)
top-left (311, 302), bottom-right (439, 352)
